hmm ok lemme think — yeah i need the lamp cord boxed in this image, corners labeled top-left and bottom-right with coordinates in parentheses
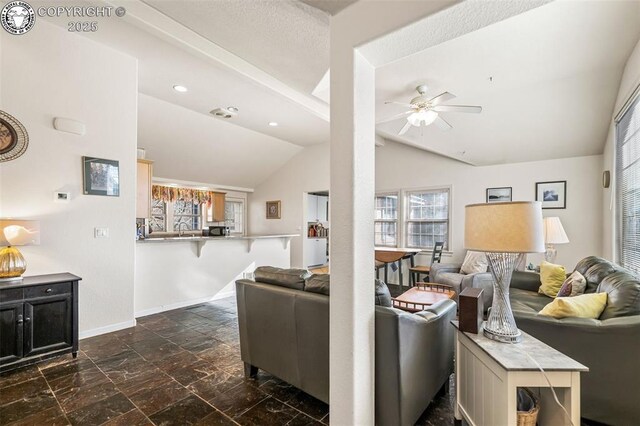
top-left (511, 344), bottom-right (575, 426)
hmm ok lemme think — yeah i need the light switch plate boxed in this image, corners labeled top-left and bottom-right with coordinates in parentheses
top-left (94, 227), bottom-right (109, 238)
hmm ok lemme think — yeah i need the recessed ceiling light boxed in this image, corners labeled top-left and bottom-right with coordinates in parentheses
top-left (269, 122), bottom-right (278, 127)
top-left (227, 106), bottom-right (239, 112)
top-left (173, 85), bottom-right (188, 93)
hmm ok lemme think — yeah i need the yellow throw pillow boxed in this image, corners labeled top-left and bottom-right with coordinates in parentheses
top-left (538, 261), bottom-right (566, 297)
top-left (539, 293), bottom-right (608, 319)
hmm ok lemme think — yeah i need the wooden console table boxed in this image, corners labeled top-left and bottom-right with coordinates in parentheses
top-left (453, 321), bottom-right (587, 426)
top-left (0, 273), bottom-right (81, 372)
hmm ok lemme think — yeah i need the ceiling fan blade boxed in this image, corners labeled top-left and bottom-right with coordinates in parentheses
top-left (429, 92), bottom-right (456, 105)
top-left (433, 105), bottom-right (482, 113)
top-left (434, 115), bottom-right (452, 131)
top-left (385, 101), bottom-right (414, 108)
top-left (376, 110), bottom-right (412, 125)
top-left (398, 121), bottom-right (412, 136)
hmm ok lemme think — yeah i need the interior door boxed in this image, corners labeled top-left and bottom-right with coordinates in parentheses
top-left (23, 296), bottom-right (72, 357)
top-left (0, 303), bottom-right (24, 365)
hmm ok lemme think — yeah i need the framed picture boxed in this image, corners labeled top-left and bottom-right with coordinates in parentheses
top-left (266, 200), bottom-right (281, 219)
top-left (486, 187), bottom-right (512, 203)
top-left (535, 180), bottom-right (566, 209)
top-left (83, 157), bottom-right (120, 196)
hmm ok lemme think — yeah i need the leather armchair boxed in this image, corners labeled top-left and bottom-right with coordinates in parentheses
top-left (430, 262), bottom-right (494, 307)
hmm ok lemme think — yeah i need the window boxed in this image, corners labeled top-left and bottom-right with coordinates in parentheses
top-left (616, 93), bottom-right (640, 274)
top-left (148, 199), bottom-right (201, 233)
top-left (405, 188), bottom-right (450, 249)
top-left (375, 193), bottom-right (398, 247)
top-left (225, 199), bottom-right (245, 234)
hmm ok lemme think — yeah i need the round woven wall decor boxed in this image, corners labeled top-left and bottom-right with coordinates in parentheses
top-left (0, 110), bottom-right (29, 162)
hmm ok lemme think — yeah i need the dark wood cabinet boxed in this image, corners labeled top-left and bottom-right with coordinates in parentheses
top-left (0, 273), bottom-right (81, 372)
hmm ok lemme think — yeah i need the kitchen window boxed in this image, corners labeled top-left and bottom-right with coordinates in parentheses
top-left (148, 199), bottom-right (201, 232)
top-left (375, 193), bottom-right (398, 247)
top-left (405, 188), bottom-right (450, 250)
top-left (616, 91), bottom-right (640, 274)
top-left (225, 199), bottom-right (245, 234)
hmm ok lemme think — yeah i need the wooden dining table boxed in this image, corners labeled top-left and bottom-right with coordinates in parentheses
top-left (375, 247), bottom-right (422, 290)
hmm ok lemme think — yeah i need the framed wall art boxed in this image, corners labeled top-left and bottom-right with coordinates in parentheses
top-left (486, 187), bottom-right (512, 203)
top-left (266, 200), bottom-right (281, 219)
top-left (0, 111), bottom-right (29, 162)
top-left (83, 157), bottom-right (120, 196)
top-left (535, 180), bottom-right (566, 209)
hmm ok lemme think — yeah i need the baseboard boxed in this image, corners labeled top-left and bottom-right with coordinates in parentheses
top-left (135, 290), bottom-right (236, 318)
top-left (79, 319), bottom-right (137, 340)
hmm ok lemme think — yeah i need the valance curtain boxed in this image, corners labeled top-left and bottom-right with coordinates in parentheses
top-left (152, 185), bottom-right (213, 206)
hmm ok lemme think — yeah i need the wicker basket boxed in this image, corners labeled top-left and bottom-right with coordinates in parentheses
top-left (517, 388), bottom-right (540, 426)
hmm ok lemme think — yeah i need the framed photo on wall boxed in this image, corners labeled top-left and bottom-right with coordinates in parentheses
top-left (266, 200), bottom-right (281, 219)
top-left (83, 157), bottom-right (120, 196)
top-left (486, 187), bottom-right (512, 203)
top-left (535, 180), bottom-right (566, 209)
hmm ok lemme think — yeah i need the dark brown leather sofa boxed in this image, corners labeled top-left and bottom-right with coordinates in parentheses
top-left (507, 256), bottom-right (640, 426)
top-left (235, 267), bottom-right (457, 426)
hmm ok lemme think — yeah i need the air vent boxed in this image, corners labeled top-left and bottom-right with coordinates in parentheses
top-left (210, 107), bottom-right (238, 119)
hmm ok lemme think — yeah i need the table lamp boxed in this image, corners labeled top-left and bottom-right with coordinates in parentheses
top-left (465, 202), bottom-right (544, 343)
top-left (0, 219), bottom-right (40, 281)
top-left (543, 217), bottom-right (569, 263)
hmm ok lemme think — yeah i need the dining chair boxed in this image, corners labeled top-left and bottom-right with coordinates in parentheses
top-left (409, 241), bottom-right (444, 286)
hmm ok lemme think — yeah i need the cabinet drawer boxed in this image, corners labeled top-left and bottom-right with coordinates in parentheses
top-left (24, 283), bottom-right (71, 298)
top-left (0, 288), bottom-right (23, 303)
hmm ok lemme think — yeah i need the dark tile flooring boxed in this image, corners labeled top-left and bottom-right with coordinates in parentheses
top-left (0, 297), bottom-right (455, 426)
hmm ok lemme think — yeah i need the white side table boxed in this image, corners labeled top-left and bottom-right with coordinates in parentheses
top-left (453, 321), bottom-right (588, 426)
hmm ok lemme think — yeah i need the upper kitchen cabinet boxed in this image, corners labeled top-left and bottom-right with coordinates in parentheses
top-left (136, 159), bottom-right (153, 218)
top-left (307, 194), bottom-right (328, 222)
top-left (208, 192), bottom-right (226, 222)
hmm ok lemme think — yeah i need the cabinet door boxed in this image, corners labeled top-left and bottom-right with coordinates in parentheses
top-left (23, 296), bottom-right (72, 357)
top-left (211, 192), bottom-right (226, 222)
top-left (136, 160), bottom-right (153, 218)
top-left (0, 303), bottom-right (24, 365)
top-left (317, 196), bottom-right (328, 222)
top-left (307, 195), bottom-right (318, 221)
top-left (310, 239), bottom-right (328, 267)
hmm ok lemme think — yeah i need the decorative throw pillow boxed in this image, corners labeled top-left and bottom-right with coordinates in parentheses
top-left (556, 271), bottom-right (587, 297)
top-left (538, 261), bottom-right (566, 297)
top-left (460, 251), bottom-right (488, 275)
top-left (375, 279), bottom-right (392, 307)
top-left (539, 292), bottom-right (608, 319)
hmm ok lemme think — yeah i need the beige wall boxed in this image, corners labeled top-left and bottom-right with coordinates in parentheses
top-left (602, 39), bottom-right (640, 261)
top-left (249, 140), bottom-right (603, 271)
top-left (0, 21), bottom-right (138, 337)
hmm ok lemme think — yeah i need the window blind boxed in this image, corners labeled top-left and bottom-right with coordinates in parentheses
top-left (616, 93), bottom-right (640, 274)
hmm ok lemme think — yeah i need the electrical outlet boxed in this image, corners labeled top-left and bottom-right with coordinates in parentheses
top-left (94, 227), bottom-right (109, 238)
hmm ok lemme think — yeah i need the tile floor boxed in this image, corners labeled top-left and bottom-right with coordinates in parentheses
top-left (0, 297), bottom-right (455, 426)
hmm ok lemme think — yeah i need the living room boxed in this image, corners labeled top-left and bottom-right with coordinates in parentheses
top-left (1, 1), bottom-right (639, 425)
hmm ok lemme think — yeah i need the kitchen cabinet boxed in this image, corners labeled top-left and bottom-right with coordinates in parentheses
top-left (308, 238), bottom-right (328, 267)
top-left (0, 274), bottom-right (81, 372)
top-left (307, 195), bottom-right (329, 222)
top-left (136, 159), bottom-right (153, 218)
top-left (209, 192), bottom-right (226, 222)
top-left (317, 196), bottom-right (328, 221)
top-left (307, 196), bottom-right (318, 221)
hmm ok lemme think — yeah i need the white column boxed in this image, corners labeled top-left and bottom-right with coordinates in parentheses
top-left (329, 39), bottom-right (376, 424)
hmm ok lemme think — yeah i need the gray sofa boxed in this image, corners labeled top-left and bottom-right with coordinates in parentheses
top-left (506, 256), bottom-right (640, 426)
top-left (236, 267), bottom-right (457, 426)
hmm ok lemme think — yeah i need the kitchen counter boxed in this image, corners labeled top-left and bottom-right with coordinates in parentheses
top-left (137, 233), bottom-right (299, 256)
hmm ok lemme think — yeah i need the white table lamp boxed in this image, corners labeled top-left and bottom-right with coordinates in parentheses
top-left (465, 202), bottom-right (544, 343)
top-left (0, 219), bottom-right (40, 281)
top-left (543, 217), bottom-right (569, 263)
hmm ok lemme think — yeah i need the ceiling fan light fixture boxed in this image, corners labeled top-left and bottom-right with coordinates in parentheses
top-left (407, 110), bottom-right (438, 127)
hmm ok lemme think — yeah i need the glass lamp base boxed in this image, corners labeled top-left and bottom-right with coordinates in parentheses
top-left (483, 252), bottom-right (522, 344)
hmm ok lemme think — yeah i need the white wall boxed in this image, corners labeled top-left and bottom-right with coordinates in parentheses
top-left (602, 39), bottom-right (640, 260)
top-left (250, 141), bottom-right (603, 271)
top-left (248, 143), bottom-right (329, 267)
top-left (0, 21), bottom-right (138, 337)
top-left (138, 94), bottom-right (303, 189)
top-left (135, 238), bottom-right (290, 315)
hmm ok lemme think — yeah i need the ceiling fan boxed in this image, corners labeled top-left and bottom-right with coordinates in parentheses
top-left (380, 85), bottom-right (482, 136)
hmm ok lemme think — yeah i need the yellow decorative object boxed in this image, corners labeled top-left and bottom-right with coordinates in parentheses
top-left (538, 261), bottom-right (566, 297)
top-left (539, 292), bottom-right (608, 319)
top-left (0, 246), bottom-right (26, 278)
